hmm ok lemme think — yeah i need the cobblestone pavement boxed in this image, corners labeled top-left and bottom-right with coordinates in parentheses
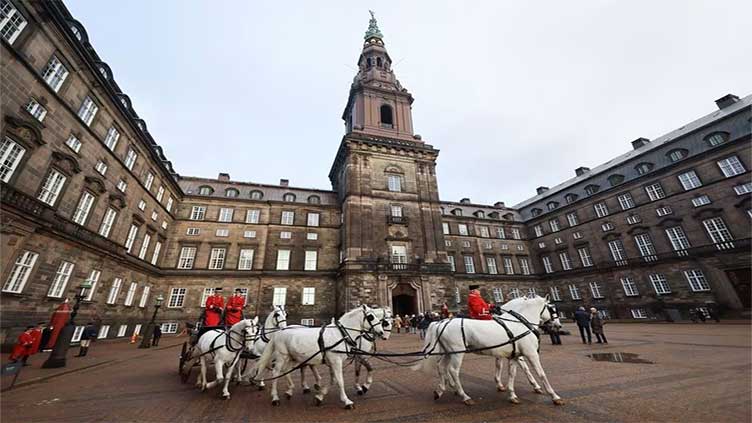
top-left (1, 323), bottom-right (750, 423)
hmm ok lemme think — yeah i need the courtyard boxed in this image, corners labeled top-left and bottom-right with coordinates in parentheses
top-left (1, 322), bottom-right (750, 422)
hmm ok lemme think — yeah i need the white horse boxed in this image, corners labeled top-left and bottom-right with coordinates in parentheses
top-left (414, 296), bottom-right (563, 406)
top-left (351, 307), bottom-right (392, 395)
top-left (253, 305), bottom-right (388, 409)
top-left (194, 317), bottom-right (259, 399)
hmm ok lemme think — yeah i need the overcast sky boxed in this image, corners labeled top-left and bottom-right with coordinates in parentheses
top-left (67, 1), bottom-right (751, 207)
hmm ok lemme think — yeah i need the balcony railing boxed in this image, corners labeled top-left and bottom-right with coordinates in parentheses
top-left (344, 258), bottom-right (452, 273)
top-left (387, 215), bottom-right (408, 225)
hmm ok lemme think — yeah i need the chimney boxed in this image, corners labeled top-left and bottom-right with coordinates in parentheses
top-left (280, 179), bottom-right (289, 187)
top-left (460, 198), bottom-right (471, 204)
top-left (494, 201), bottom-right (506, 208)
top-left (715, 94), bottom-right (740, 110)
top-left (575, 166), bottom-right (590, 176)
top-left (218, 172), bottom-right (230, 181)
top-left (536, 186), bottom-right (549, 195)
top-left (631, 137), bottom-right (650, 150)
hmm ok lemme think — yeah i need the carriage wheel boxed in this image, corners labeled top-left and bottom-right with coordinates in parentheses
top-left (179, 342), bottom-right (192, 383)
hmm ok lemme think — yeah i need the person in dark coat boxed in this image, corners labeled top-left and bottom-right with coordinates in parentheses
top-left (417, 313), bottom-right (431, 340)
top-left (590, 307), bottom-right (607, 344)
top-left (152, 325), bottom-right (162, 347)
top-left (574, 306), bottom-right (592, 344)
top-left (39, 324), bottom-right (54, 353)
top-left (76, 322), bottom-right (98, 357)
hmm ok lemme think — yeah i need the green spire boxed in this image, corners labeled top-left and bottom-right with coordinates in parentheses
top-left (364, 10), bottom-right (383, 40)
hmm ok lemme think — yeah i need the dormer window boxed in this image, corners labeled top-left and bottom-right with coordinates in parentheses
top-left (474, 210), bottom-right (485, 219)
top-left (225, 188), bottom-right (239, 198)
top-left (282, 193), bottom-right (296, 202)
top-left (565, 193), bottom-right (578, 204)
top-left (546, 201), bottom-right (559, 211)
top-left (667, 149), bottom-right (689, 162)
top-left (705, 132), bottom-right (729, 146)
top-left (584, 184), bottom-right (600, 196)
top-left (307, 195), bottom-right (320, 204)
top-left (608, 174), bottom-right (625, 187)
top-left (198, 186), bottom-right (213, 196)
top-left (488, 211), bottom-right (500, 219)
top-left (635, 162), bottom-right (654, 175)
top-left (249, 190), bottom-right (263, 200)
top-left (531, 208), bottom-right (542, 217)
top-left (502, 213), bottom-right (514, 221)
top-left (451, 208), bottom-right (463, 217)
top-left (380, 104), bottom-right (393, 128)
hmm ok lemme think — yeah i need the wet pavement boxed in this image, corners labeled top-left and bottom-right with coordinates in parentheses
top-left (1, 323), bottom-right (750, 422)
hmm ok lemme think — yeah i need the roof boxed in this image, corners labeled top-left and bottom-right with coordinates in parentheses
top-left (178, 176), bottom-right (338, 206)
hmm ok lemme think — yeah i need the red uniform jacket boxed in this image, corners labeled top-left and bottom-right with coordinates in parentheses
top-left (29, 328), bottom-right (43, 354)
top-left (9, 331), bottom-right (34, 360)
top-left (204, 295), bottom-right (225, 326)
top-left (224, 295), bottom-right (245, 325)
top-left (468, 292), bottom-right (493, 320)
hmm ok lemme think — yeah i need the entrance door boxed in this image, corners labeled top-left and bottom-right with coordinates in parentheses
top-left (391, 283), bottom-right (417, 316)
top-left (726, 268), bottom-right (751, 308)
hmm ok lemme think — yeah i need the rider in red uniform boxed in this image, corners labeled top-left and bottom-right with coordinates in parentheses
top-left (224, 289), bottom-right (245, 325)
top-left (204, 287), bottom-right (225, 327)
top-left (467, 285), bottom-right (493, 320)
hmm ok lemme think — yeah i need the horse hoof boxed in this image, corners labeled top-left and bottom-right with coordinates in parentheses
top-left (433, 391), bottom-right (441, 400)
top-left (464, 399), bottom-right (476, 406)
top-left (362, 386), bottom-right (369, 394)
top-left (222, 394), bottom-right (230, 400)
top-left (534, 388), bottom-right (544, 394)
top-left (553, 398), bottom-right (565, 406)
top-left (272, 400), bottom-right (280, 406)
top-left (285, 393), bottom-right (292, 400)
top-left (314, 397), bottom-right (323, 407)
top-left (303, 388), bottom-right (311, 394)
top-left (509, 397), bottom-right (521, 405)
top-left (356, 389), bottom-right (363, 396)
top-left (345, 403), bottom-right (354, 410)
top-left (497, 386), bottom-right (507, 392)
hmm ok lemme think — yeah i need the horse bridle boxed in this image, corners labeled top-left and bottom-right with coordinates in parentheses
top-left (225, 321), bottom-right (259, 353)
top-left (259, 310), bottom-right (287, 343)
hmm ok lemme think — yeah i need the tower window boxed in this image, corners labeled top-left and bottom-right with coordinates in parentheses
top-left (380, 104), bottom-right (393, 128)
top-left (376, 57), bottom-right (382, 67)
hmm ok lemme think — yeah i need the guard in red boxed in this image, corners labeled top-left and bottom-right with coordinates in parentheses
top-left (204, 288), bottom-right (225, 327)
top-left (224, 289), bottom-right (245, 325)
top-left (9, 326), bottom-right (35, 364)
top-left (29, 322), bottom-right (44, 355)
top-left (467, 285), bottom-right (493, 320)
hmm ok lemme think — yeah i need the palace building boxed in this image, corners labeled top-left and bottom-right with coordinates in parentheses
top-left (1, 0), bottom-right (750, 347)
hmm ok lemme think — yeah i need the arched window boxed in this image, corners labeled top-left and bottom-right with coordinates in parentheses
top-left (307, 195), bottom-right (320, 204)
top-left (666, 148), bottom-right (688, 162)
top-left (249, 190), bottom-right (263, 200)
top-left (283, 193), bottom-right (296, 202)
top-left (198, 186), bottom-right (213, 196)
top-left (366, 57), bottom-right (372, 68)
top-left (634, 162), bottom-right (654, 175)
top-left (380, 104), bottom-right (393, 128)
top-left (704, 131), bottom-right (729, 147)
top-left (225, 188), bottom-right (239, 198)
top-left (608, 174), bottom-right (625, 187)
top-left (376, 57), bottom-right (382, 67)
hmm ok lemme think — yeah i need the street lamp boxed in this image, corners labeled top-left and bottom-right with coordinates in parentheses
top-left (42, 280), bottom-right (92, 368)
top-left (139, 294), bottom-right (164, 349)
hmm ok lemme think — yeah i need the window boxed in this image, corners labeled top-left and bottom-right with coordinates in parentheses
top-left (573, 231), bottom-right (583, 239)
top-left (305, 251), bottom-right (318, 270)
top-left (117, 179), bottom-right (127, 193)
top-left (199, 287), bottom-right (215, 307)
top-left (568, 284), bottom-right (581, 300)
top-left (667, 149), bottom-right (688, 162)
top-left (133, 324), bottom-right (142, 336)
top-left (447, 256), bottom-right (456, 271)
top-left (225, 188), bottom-right (239, 198)
top-left (250, 190), bottom-right (263, 200)
top-left (83, 269), bottom-right (100, 301)
top-left (124, 282), bottom-right (138, 306)
top-left (98, 325), bottom-right (110, 339)
top-left (166, 196), bottom-right (173, 212)
top-left (511, 228), bottom-right (521, 239)
top-left (26, 99), bottom-right (47, 122)
top-left (519, 257), bottom-right (532, 275)
top-left (445, 240), bottom-right (452, 247)
top-left (576, 247), bottom-right (593, 267)
top-left (516, 245), bottom-right (524, 251)
top-left (549, 286), bottom-right (561, 301)
top-left (218, 207), bottom-right (234, 222)
top-left (534, 225), bottom-right (543, 237)
top-left (95, 161), bottom-right (108, 176)
top-left (2, 251), bottom-right (38, 293)
top-left (104, 127), bottom-right (120, 150)
top-left (463, 256), bottom-right (475, 274)
top-left (302, 232), bottom-right (316, 241)
top-left (650, 274), bottom-right (671, 294)
top-left (608, 240), bottom-right (627, 265)
top-left (273, 287), bottom-right (287, 306)
top-left (594, 202), bottom-right (609, 218)
top-left (107, 278), bottom-right (122, 304)
top-left (626, 214), bottom-right (641, 225)
top-left (124, 148), bottom-right (138, 170)
top-left (589, 282), bottom-right (604, 299)
top-left (138, 233), bottom-right (151, 260)
top-left (198, 186), bottom-right (213, 195)
top-left (483, 241), bottom-right (492, 250)
top-left (601, 222), bottom-right (614, 232)
top-left (244, 230), bottom-right (256, 238)
top-left (538, 242), bottom-right (546, 249)
top-left (501, 243), bottom-right (509, 250)
top-left (161, 323), bottom-right (178, 334)
top-left (0, 137), bottom-right (25, 183)
top-left (705, 132), bottom-right (728, 146)
top-left (734, 182), bottom-right (752, 195)
top-left (156, 186), bottom-right (165, 202)
top-left (684, 270), bottom-right (710, 292)
top-left (283, 193), bottom-right (296, 202)
top-left (95, 208), bottom-right (117, 239)
top-left (238, 249), bottom-right (254, 270)
top-left (565, 193), bottom-right (578, 204)
top-left (442, 223), bottom-right (450, 234)
top-left (246, 209), bottom-right (260, 223)
top-left (509, 288), bottom-right (521, 299)
top-left (546, 202), bottom-right (558, 211)
top-left (717, 156), bottom-right (745, 177)
top-left (492, 287), bottom-right (504, 303)
top-left (542, 256), bottom-right (554, 273)
top-left (486, 257), bottom-right (498, 274)
top-left (631, 308), bottom-right (647, 319)
top-left (151, 211), bottom-right (158, 221)
top-left (678, 170), bottom-right (702, 190)
top-left (208, 248), bottom-right (226, 269)
top-left (307, 213), bottom-right (320, 227)
top-left (656, 206), bottom-right (673, 217)
top-left (554, 237), bottom-right (563, 245)
top-left (635, 163), bottom-right (653, 175)
top-left (0, 0), bottom-right (28, 44)
top-left (691, 195), bottom-right (711, 207)
top-left (527, 288), bottom-right (537, 298)
top-left (281, 211), bottom-right (294, 225)
top-left (276, 249), bottom-right (291, 270)
top-left (302, 287), bottom-right (316, 305)
top-left (308, 195), bottom-right (320, 204)
top-left (559, 252), bottom-right (572, 270)
top-left (161, 221), bottom-right (168, 230)
top-left (702, 217), bottom-right (734, 247)
top-left (665, 226), bottom-right (691, 252)
top-left (496, 227), bottom-right (505, 239)
top-left (77, 96), bottom-right (99, 126)
top-left (566, 213), bottom-right (578, 226)
top-left (190, 206), bottom-right (206, 220)
top-left (621, 277), bottom-right (639, 296)
top-left (387, 174), bottom-right (402, 192)
top-left (38, 169), bottom-right (66, 206)
top-left (549, 220), bottom-right (560, 232)
top-left (72, 192), bottom-right (95, 225)
top-left (301, 318), bottom-right (315, 326)
top-left (144, 172), bottom-right (154, 190)
top-left (186, 228), bottom-right (200, 236)
top-left (168, 287), bottom-right (186, 308)
top-left (177, 247), bottom-right (197, 269)
top-left (139, 285), bottom-right (150, 307)
top-left (479, 226), bottom-right (490, 238)
top-left (380, 104), bottom-right (394, 127)
top-left (280, 231), bottom-right (291, 239)
top-left (645, 183), bottom-right (665, 201)
top-left (634, 233), bottom-right (657, 261)
top-left (124, 224), bottom-right (139, 253)
top-left (618, 193), bottom-right (635, 210)
top-left (458, 224), bottom-right (468, 236)
top-left (117, 325), bottom-right (128, 337)
top-left (72, 326), bottom-right (85, 343)
top-left (584, 185), bottom-right (600, 196)
top-left (65, 135), bottom-right (81, 153)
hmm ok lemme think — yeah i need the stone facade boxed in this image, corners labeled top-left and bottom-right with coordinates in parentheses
top-left (1, 1), bottom-right (750, 348)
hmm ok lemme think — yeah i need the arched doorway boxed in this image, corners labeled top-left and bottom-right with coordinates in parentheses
top-left (391, 283), bottom-right (417, 316)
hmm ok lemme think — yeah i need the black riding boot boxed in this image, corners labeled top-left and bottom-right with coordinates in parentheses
top-left (75, 347), bottom-right (86, 357)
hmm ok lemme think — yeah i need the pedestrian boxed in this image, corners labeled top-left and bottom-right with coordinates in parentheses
top-left (39, 324), bottom-right (54, 352)
top-left (590, 308), bottom-right (607, 344)
top-left (9, 326), bottom-right (35, 365)
top-left (152, 324), bottom-right (162, 347)
top-left (224, 288), bottom-right (245, 325)
top-left (418, 313), bottom-right (431, 340)
top-left (707, 304), bottom-right (721, 323)
top-left (75, 322), bottom-right (97, 357)
top-left (546, 312), bottom-right (563, 345)
top-left (394, 315), bottom-right (402, 333)
top-left (411, 314), bottom-right (418, 334)
top-left (440, 302), bottom-right (449, 319)
top-left (403, 316), bottom-right (411, 334)
top-left (574, 306), bottom-right (592, 344)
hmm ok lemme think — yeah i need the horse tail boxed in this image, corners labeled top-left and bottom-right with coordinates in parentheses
top-left (411, 321), bottom-right (441, 373)
top-left (253, 336), bottom-right (275, 381)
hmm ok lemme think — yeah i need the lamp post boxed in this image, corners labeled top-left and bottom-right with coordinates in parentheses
top-left (42, 280), bottom-right (92, 368)
top-left (139, 295), bottom-right (164, 349)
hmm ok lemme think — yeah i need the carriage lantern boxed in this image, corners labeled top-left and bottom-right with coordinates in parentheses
top-left (138, 294), bottom-right (165, 349)
top-left (42, 280), bottom-right (93, 368)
